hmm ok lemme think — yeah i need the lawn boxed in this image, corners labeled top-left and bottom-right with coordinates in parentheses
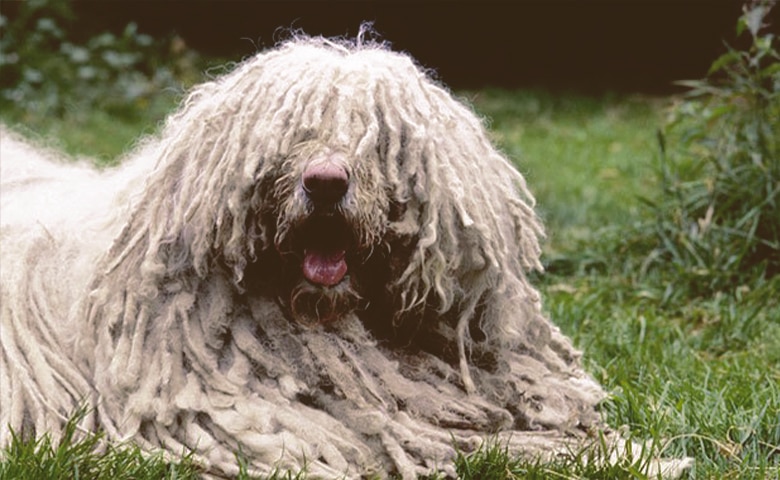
top-left (473, 90), bottom-right (780, 480)
top-left (2, 87), bottom-right (778, 479)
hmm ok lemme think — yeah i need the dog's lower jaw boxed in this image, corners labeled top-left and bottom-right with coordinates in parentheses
top-left (288, 276), bottom-right (363, 326)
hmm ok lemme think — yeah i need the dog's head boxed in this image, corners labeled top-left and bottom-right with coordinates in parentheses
top-left (128, 34), bottom-right (544, 342)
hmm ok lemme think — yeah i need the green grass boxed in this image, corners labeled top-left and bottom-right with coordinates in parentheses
top-left (468, 90), bottom-right (665, 249)
top-left (471, 90), bottom-right (780, 479)
top-left (2, 90), bottom-right (778, 479)
top-left (0, 93), bottom-right (181, 164)
top-left (0, 409), bottom-right (201, 479)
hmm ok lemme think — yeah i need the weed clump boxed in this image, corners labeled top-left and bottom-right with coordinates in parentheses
top-left (0, 0), bottom-right (198, 121)
top-left (644, 1), bottom-right (779, 299)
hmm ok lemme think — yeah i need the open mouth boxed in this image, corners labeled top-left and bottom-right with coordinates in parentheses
top-left (298, 215), bottom-right (352, 287)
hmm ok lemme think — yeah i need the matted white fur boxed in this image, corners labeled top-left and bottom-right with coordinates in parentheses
top-left (0, 34), bottom-right (688, 478)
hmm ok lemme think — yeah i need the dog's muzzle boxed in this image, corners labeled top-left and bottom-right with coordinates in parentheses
top-left (300, 155), bottom-right (351, 286)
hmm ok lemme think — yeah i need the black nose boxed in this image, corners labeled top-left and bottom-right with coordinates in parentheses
top-left (302, 157), bottom-right (350, 204)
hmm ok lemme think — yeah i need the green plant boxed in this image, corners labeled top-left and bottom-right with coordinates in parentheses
top-left (0, 0), bottom-right (197, 121)
top-left (644, 1), bottom-right (780, 299)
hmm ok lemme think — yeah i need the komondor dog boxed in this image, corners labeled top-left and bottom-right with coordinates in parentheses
top-left (0, 33), bottom-right (690, 478)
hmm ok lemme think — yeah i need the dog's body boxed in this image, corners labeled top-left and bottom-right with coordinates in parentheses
top-left (0, 36), bottom-right (610, 477)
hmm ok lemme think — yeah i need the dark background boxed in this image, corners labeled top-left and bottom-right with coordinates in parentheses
top-left (7, 1), bottom-right (759, 93)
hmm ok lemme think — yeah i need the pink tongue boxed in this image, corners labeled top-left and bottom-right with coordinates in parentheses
top-left (303, 250), bottom-right (347, 286)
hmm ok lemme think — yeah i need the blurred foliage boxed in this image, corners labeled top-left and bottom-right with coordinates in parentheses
top-left (0, 0), bottom-right (200, 122)
top-left (637, 1), bottom-right (779, 300)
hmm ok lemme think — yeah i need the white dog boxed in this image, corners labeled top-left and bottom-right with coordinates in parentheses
top-left (2, 34), bottom-right (690, 478)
